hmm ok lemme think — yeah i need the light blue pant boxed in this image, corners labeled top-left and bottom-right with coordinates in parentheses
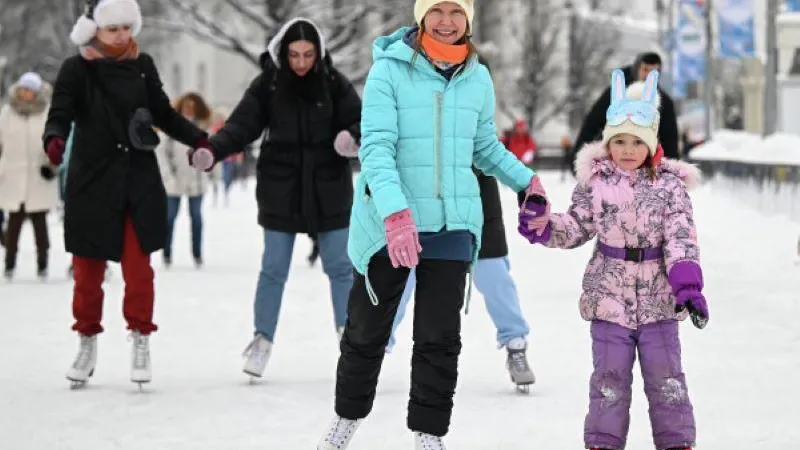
top-left (254, 228), bottom-right (352, 342)
top-left (388, 256), bottom-right (529, 350)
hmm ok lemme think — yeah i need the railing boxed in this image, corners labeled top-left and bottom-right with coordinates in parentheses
top-left (689, 132), bottom-right (800, 222)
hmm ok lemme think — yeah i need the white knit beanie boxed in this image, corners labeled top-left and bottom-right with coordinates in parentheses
top-left (414, 0), bottom-right (475, 30)
top-left (18, 72), bottom-right (43, 93)
top-left (69, 0), bottom-right (143, 46)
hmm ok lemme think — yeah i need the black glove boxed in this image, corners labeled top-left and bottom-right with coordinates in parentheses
top-left (40, 165), bottom-right (56, 181)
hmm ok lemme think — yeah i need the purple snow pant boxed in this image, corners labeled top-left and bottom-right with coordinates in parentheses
top-left (584, 320), bottom-right (696, 450)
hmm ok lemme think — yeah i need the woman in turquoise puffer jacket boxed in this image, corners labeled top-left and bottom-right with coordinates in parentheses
top-left (317, 1), bottom-right (549, 449)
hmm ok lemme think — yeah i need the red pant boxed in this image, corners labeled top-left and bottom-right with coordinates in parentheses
top-left (72, 215), bottom-right (157, 336)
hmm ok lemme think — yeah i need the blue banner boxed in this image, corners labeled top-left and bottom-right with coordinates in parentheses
top-left (788, 0), bottom-right (800, 12)
top-left (672, 1), bottom-right (706, 98)
top-left (717, 0), bottom-right (755, 58)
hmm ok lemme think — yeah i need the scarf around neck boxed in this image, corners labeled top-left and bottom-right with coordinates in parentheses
top-left (80, 39), bottom-right (140, 61)
top-left (420, 31), bottom-right (469, 68)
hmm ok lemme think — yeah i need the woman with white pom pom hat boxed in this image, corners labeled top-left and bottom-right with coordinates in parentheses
top-left (43, 0), bottom-right (210, 389)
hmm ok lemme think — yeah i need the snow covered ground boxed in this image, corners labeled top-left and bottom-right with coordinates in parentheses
top-left (1, 172), bottom-right (798, 449)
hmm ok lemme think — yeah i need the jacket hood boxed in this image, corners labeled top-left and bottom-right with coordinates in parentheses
top-left (574, 141), bottom-right (701, 190)
top-left (266, 17), bottom-right (327, 68)
top-left (7, 82), bottom-right (52, 115)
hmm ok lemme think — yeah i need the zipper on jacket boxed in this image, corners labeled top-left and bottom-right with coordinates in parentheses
top-left (433, 91), bottom-right (444, 199)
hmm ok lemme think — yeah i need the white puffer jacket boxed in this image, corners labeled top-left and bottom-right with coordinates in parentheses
top-left (0, 83), bottom-right (59, 212)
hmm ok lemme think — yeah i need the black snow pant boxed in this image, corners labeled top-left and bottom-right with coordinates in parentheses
top-left (335, 256), bottom-right (469, 437)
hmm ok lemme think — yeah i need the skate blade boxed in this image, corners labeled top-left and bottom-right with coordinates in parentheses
top-left (67, 368), bottom-right (94, 388)
top-left (515, 384), bottom-right (532, 394)
top-left (69, 380), bottom-right (88, 390)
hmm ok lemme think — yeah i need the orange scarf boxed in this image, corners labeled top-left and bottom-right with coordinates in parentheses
top-left (420, 32), bottom-right (468, 65)
top-left (80, 39), bottom-right (140, 61)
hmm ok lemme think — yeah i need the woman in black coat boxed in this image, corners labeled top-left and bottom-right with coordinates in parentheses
top-left (44, 0), bottom-right (208, 388)
top-left (189, 18), bottom-right (362, 379)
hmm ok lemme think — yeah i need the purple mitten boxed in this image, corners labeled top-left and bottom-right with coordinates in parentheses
top-left (518, 199), bottom-right (551, 244)
top-left (668, 261), bottom-right (709, 329)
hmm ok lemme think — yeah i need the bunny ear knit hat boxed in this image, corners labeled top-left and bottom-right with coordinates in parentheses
top-left (602, 69), bottom-right (662, 155)
top-left (414, 0), bottom-right (475, 30)
top-left (69, 0), bottom-right (143, 46)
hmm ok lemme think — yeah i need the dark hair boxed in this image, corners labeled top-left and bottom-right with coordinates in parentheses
top-left (278, 21), bottom-right (322, 70)
top-left (636, 52), bottom-right (663, 68)
top-left (173, 92), bottom-right (212, 123)
top-left (409, 22), bottom-right (478, 70)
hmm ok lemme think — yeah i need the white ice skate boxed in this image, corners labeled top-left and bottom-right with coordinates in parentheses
top-left (414, 431), bottom-right (447, 450)
top-left (506, 338), bottom-right (536, 394)
top-left (66, 334), bottom-right (97, 389)
top-left (130, 331), bottom-right (151, 388)
top-left (317, 416), bottom-right (362, 450)
top-left (242, 334), bottom-right (272, 379)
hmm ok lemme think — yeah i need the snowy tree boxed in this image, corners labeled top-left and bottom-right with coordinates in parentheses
top-left (152, 0), bottom-right (412, 83)
top-left (0, 0), bottom-right (166, 96)
top-left (475, 0), bottom-right (620, 133)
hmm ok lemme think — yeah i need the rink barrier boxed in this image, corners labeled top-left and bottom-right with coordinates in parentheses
top-left (690, 157), bottom-right (800, 222)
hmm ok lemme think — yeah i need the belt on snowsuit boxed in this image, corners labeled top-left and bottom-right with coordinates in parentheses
top-left (597, 242), bottom-right (663, 262)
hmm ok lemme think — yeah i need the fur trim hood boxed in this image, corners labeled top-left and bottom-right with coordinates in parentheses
top-left (266, 17), bottom-right (327, 68)
top-left (70, 0), bottom-right (143, 46)
top-left (7, 82), bottom-right (52, 116)
top-left (574, 141), bottom-right (702, 190)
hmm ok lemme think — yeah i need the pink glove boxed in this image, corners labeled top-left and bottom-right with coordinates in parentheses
top-left (384, 209), bottom-right (422, 269)
top-left (334, 130), bottom-right (359, 158)
top-left (188, 136), bottom-right (215, 172)
top-left (521, 176), bottom-right (550, 234)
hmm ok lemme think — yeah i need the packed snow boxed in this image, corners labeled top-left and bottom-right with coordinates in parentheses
top-left (1, 172), bottom-right (798, 449)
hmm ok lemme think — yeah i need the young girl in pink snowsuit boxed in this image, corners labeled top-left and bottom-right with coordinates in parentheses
top-left (519, 70), bottom-right (708, 450)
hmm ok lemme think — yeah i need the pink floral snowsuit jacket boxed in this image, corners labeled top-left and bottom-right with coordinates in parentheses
top-left (545, 142), bottom-right (702, 329)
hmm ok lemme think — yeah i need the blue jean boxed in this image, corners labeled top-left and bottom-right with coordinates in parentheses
top-left (388, 257), bottom-right (529, 350)
top-left (165, 196), bottom-right (203, 259)
top-left (222, 160), bottom-right (236, 193)
top-left (254, 228), bottom-right (352, 342)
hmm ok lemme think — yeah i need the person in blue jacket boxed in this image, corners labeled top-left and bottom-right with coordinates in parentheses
top-left (316, 1), bottom-right (550, 448)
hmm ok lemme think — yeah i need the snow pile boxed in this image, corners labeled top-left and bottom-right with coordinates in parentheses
top-left (691, 131), bottom-right (800, 166)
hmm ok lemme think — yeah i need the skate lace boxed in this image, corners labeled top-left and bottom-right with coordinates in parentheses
top-left (509, 349), bottom-right (530, 372)
top-left (416, 432), bottom-right (446, 450)
top-left (73, 336), bottom-right (94, 370)
top-left (324, 417), bottom-right (358, 447)
top-left (130, 333), bottom-right (149, 369)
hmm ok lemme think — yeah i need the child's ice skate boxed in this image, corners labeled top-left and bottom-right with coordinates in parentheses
top-left (414, 431), bottom-right (447, 450)
top-left (129, 331), bottom-right (151, 389)
top-left (506, 338), bottom-right (535, 394)
top-left (66, 334), bottom-right (97, 389)
top-left (317, 415), bottom-right (362, 449)
top-left (242, 334), bottom-right (272, 380)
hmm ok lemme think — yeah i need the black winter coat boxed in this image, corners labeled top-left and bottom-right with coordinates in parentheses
top-left (571, 66), bottom-right (680, 172)
top-left (44, 53), bottom-right (205, 261)
top-left (476, 171), bottom-right (508, 259)
top-left (210, 57), bottom-right (361, 234)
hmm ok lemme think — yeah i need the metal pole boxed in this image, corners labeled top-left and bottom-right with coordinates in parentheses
top-left (704, 0), bottom-right (714, 140)
top-left (764, 0), bottom-right (779, 136)
top-left (666, 0), bottom-right (675, 93)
